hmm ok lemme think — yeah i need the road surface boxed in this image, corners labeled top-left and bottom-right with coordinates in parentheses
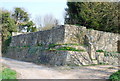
top-left (0, 57), bottom-right (119, 79)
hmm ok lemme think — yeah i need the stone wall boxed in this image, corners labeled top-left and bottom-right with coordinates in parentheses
top-left (10, 25), bottom-right (65, 47)
top-left (64, 25), bottom-right (120, 52)
top-left (3, 25), bottom-right (120, 66)
top-left (12, 32), bottom-right (29, 36)
top-left (64, 25), bottom-right (119, 65)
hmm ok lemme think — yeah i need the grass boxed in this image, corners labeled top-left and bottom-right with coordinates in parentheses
top-left (48, 46), bottom-right (85, 52)
top-left (108, 67), bottom-right (116, 69)
top-left (56, 47), bottom-right (85, 52)
top-left (48, 43), bottom-right (84, 48)
top-left (96, 49), bottom-right (104, 52)
top-left (0, 67), bottom-right (17, 79)
top-left (47, 43), bottom-right (85, 52)
top-left (109, 70), bottom-right (120, 81)
top-left (96, 49), bottom-right (119, 58)
top-left (9, 43), bottom-right (86, 48)
top-left (82, 62), bottom-right (109, 66)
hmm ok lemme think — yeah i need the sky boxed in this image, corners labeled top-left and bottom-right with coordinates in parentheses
top-left (0, 0), bottom-right (119, 26)
top-left (0, 0), bottom-right (67, 25)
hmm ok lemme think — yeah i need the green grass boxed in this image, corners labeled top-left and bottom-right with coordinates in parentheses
top-left (109, 70), bottom-right (120, 81)
top-left (96, 49), bottom-right (104, 52)
top-left (8, 43), bottom-right (88, 49)
top-left (0, 68), bottom-right (17, 79)
top-left (82, 62), bottom-right (109, 66)
top-left (48, 43), bottom-right (84, 48)
top-left (56, 47), bottom-right (85, 52)
top-left (47, 43), bottom-right (86, 52)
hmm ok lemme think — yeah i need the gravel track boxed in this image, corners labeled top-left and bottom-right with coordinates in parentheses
top-left (0, 57), bottom-right (119, 79)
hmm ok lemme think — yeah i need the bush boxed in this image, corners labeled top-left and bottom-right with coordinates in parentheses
top-left (109, 70), bottom-right (120, 81)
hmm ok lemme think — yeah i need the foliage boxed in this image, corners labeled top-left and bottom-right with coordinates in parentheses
top-left (48, 43), bottom-right (85, 47)
top-left (109, 70), bottom-right (120, 81)
top-left (2, 37), bottom-right (12, 53)
top-left (12, 7), bottom-right (37, 32)
top-left (7, 43), bottom-right (86, 52)
top-left (1, 8), bottom-right (37, 53)
top-left (48, 44), bottom-right (61, 48)
top-left (0, 10), bottom-right (17, 53)
top-left (26, 21), bottom-right (37, 32)
top-left (56, 47), bottom-right (85, 52)
top-left (0, 68), bottom-right (17, 79)
top-left (65, 2), bottom-right (119, 33)
top-left (96, 49), bottom-right (119, 58)
top-left (7, 43), bottom-right (85, 52)
top-left (1, 10), bottom-right (17, 33)
top-left (104, 51), bottom-right (119, 58)
top-left (12, 7), bottom-right (29, 31)
top-left (96, 49), bottom-right (104, 52)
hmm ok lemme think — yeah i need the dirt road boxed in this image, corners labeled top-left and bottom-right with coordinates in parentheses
top-left (0, 57), bottom-right (119, 79)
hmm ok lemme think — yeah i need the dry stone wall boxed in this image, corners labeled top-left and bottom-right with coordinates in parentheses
top-left (64, 25), bottom-right (120, 52)
top-left (10, 25), bottom-right (65, 47)
top-left (4, 25), bottom-right (120, 66)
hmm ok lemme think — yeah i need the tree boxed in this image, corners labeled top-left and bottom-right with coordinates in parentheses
top-left (43, 14), bottom-right (59, 27)
top-left (0, 9), bottom-right (17, 53)
top-left (34, 14), bottom-right (59, 30)
top-left (12, 7), bottom-right (28, 31)
top-left (26, 21), bottom-right (37, 32)
top-left (1, 10), bottom-right (17, 40)
top-left (65, 2), bottom-right (119, 33)
top-left (12, 7), bottom-right (29, 32)
top-left (12, 7), bottom-right (37, 32)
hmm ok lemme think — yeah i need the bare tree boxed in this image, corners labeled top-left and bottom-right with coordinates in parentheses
top-left (34, 15), bottom-right (42, 28)
top-left (43, 14), bottom-right (58, 27)
top-left (34, 14), bottom-right (59, 31)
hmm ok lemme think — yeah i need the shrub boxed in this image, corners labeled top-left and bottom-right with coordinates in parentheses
top-left (109, 70), bottom-right (120, 81)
